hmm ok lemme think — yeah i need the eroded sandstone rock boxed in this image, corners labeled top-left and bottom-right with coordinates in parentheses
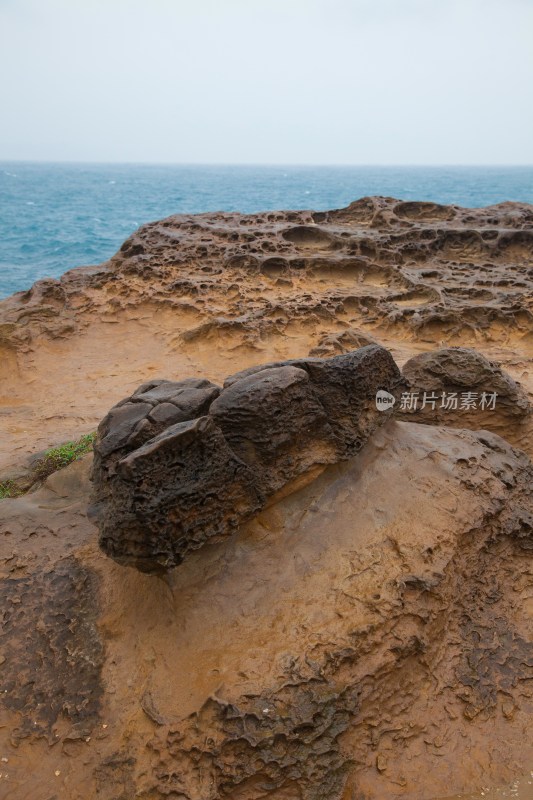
top-left (2, 198), bottom-right (533, 799)
top-left (2, 197), bottom-right (533, 483)
top-left (399, 347), bottom-right (531, 446)
top-left (7, 421), bottom-right (531, 799)
top-left (90, 344), bottom-right (402, 572)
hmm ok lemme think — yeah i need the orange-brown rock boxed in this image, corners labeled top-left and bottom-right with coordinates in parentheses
top-left (1, 197), bottom-right (532, 482)
top-left (399, 346), bottom-right (531, 446)
top-left (0, 197), bottom-right (532, 800)
top-left (1, 422), bottom-right (533, 799)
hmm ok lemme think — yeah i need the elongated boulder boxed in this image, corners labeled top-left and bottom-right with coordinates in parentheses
top-left (90, 344), bottom-right (402, 572)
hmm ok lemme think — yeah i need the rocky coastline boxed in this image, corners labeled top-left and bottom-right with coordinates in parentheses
top-left (0, 197), bottom-right (532, 800)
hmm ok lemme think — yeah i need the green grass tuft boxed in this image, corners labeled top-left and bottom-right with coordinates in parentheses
top-left (33, 432), bottom-right (97, 481)
top-left (0, 480), bottom-right (23, 500)
top-left (0, 432), bottom-right (97, 500)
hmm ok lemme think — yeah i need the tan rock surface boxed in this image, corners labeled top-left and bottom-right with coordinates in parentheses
top-left (1, 422), bottom-right (532, 799)
top-left (399, 346), bottom-right (531, 448)
top-left (0, 198), bottom-right (532, 799)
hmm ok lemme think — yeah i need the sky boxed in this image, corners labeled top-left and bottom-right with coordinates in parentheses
top-left (0, 0), bottom-right (532, 165)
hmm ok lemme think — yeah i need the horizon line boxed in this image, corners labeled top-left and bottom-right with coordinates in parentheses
top-left (1, 159), bottom-right (532, 169)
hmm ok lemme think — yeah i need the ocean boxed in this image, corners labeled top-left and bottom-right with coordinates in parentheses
top-left (1, 163), bottom-right (532, 299)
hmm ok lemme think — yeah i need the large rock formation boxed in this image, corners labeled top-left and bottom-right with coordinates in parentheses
top-left (90, 345), bottom-right (402, 572)
top-left (1, 197), bottom-right (532, 481)
top-left (1, 421), bottom-right (532, 800)
top-left (1, 198), bottom-right (532, 799)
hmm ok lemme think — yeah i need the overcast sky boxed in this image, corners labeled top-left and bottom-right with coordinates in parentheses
top-left (0, 0), bottom-right (532, 165)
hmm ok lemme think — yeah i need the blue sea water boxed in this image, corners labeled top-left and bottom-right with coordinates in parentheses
top-left (1, 163), bottom-right (532, 299)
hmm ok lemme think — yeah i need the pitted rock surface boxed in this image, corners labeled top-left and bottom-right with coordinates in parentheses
top-left (2, 197), bottom-right (532, 358)
top-left (1, 197), bottom-right (533, 799)
top-left (1, 196), bottom-right (532, 482)
top-left (399, 347), bottom-right (531, 446)
top-left (90, 344), bottom-right (402, 572)
top-left (2, 423), bottom-right (533, 799)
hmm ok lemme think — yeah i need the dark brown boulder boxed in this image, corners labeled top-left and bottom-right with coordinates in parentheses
top-left (90, 344), bottom-right (402, 573)
top-left (103, 416), bottom-right (264, 574)
top-left (210, 365), bottom-right (337, 495)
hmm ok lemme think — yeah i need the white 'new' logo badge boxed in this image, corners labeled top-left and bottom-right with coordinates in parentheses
top-left (375, 390), bottom-right (396, 412)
